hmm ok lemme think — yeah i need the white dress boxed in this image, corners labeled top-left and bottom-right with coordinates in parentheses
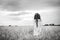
top-left (33, 19), bottom-right (42, 36)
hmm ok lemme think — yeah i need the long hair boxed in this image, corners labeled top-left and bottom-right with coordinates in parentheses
top-left (34, 13), bottom-right (41, 21)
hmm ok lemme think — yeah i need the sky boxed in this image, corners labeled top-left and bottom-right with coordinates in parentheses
top-left (0, 0), bottom-right (60, 26)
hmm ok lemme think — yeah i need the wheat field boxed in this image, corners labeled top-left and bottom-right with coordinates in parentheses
top-left (0, 25), bottom-right (60, 40)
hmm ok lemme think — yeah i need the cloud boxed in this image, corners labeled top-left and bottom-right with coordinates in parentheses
top-left (0, 0), bottom-right (60, 11)
top-left (0, 0), bottom-right (22, 11)
top-left (8, 12), bottom-right (31, 16)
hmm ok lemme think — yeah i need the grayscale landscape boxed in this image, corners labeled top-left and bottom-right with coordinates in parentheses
top-left (0, 0), bottom-right (60, 40)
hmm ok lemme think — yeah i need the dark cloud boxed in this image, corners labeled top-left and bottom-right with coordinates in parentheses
top-left (0, 0), bottom-right (60, 11)
top-left (0, 0), bottom-right (22, 11)
top-left (22, 0), bottom-right (60, 10)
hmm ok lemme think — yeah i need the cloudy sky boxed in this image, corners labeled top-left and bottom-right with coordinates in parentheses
top-left (0, 0), bottom-right (60, 11)
top-left (0, 0), bottom-right (60, 26)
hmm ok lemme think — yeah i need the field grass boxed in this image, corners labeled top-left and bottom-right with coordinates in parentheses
top-left (0, 25), bottom-right (60, 40)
